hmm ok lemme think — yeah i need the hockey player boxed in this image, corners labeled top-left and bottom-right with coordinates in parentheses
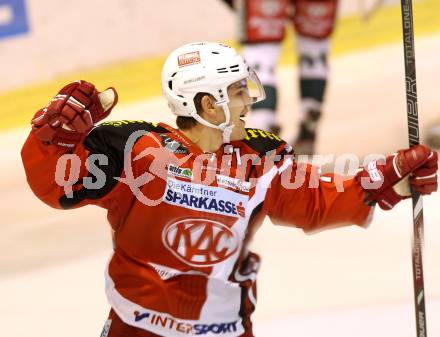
top-left (22, 42), bottom-right (437, 337)
top-left (222, 0), bottom-right (338, 154)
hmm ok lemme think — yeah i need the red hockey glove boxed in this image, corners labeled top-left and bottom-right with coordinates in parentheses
top-left (31, 80), bottom-right (118, 148)
top-left (356, 145), bottom-right (438, 210)
top-left (410, 150), bottom-right (438, 194)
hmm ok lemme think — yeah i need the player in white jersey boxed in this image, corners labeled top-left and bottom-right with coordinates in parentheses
top-left (222, 0), bottom-right (338, 154)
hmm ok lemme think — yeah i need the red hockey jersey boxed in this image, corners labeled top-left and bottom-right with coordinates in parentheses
top-left (21, 120), bottom-right (373, 336)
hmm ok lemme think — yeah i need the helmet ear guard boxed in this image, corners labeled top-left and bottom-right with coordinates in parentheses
top-left (161, 42), bottom-right (266, 143)
top-left (162, 73), bottom-right (198, 117)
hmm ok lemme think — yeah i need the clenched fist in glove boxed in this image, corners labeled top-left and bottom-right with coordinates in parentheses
top-left (357, 145), bottom-right (438, 210)
top-left (31, 80), bottom-right (118, 148)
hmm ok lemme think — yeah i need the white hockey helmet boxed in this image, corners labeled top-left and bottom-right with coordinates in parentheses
top-left (161, 42), bottom-right (265, 143)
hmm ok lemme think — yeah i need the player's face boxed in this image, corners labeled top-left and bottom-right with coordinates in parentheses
top-left (225, 80), bottom-right (252, 141)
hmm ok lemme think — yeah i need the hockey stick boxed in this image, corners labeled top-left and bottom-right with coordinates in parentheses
top-left (400, 1), bottom-right (427, 337)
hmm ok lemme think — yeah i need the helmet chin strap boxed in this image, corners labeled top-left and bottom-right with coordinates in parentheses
top-left (218, 103), bottom-right (234, 144)
top-left (220, 124), bottom-right (234, 144)
top-left (191, 102), bottom-right (235, 144)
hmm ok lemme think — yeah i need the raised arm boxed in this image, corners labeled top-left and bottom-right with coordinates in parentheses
top-left (21, 80), bottom-right (118, 209)
top-left (265, 146), bottom-right (437, 233)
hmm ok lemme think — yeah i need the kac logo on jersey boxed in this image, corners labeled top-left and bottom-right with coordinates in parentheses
top-left (163, 178), bottom-right (248, 218)
top-left (163, 219), bottom-right (240, 267)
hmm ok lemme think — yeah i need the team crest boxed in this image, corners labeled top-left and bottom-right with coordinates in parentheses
top-left (162, 218), bottom-right (240, 267)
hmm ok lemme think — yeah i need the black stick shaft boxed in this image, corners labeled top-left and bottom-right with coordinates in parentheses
top-left (400, 1), bottom-right (427, 336)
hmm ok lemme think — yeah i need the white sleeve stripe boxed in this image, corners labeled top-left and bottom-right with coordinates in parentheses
top-left (247, 165), bottom-right (279, 212)
top-left (242, 158), bottom-right (293, 218)
top-left (278, 157), bottom-right (293, 174)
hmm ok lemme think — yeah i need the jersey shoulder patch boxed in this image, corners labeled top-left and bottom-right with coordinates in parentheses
top-left (95, 120), bottom-right (168, 135)
top-left (84, 120), bottom-right (169, 152)
top-left (59, 121), bottom-right (169, 209)
top-left (242, 128), bottom-right (290, 155)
